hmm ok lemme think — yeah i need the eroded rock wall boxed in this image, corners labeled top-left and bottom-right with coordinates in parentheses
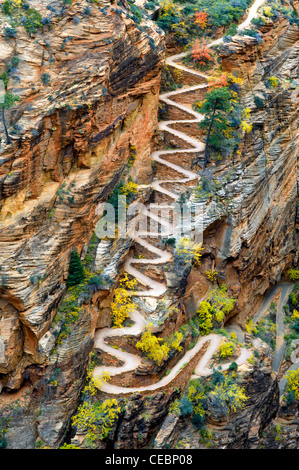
top-left (0, 0), bottom-right (164, 447)
top-left (184, 14), bottom-right (299, 325)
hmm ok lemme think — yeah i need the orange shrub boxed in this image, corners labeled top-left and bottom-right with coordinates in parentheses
top-left (191, 40), bottom-right (212, 66)
top-left (194, 11), bottom-right (208, 29)
top-left (208, 73), bottom-right (228, 90)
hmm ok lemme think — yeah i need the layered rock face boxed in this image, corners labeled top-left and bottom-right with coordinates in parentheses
top-left (184, 14), bottom-right (299, 326)
top-left (153, 342), bottom-right (279, 450)
top-left (0, 0), bottom-right (164, 447)
top-left (0, 0), bottom-right (298, 451)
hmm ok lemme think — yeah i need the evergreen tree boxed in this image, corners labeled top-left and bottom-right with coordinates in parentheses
top-left (194, 86), bottom-right (234, 173)
top-left (0, 58), bottom-right (20, 144)
top-left (66, 249), bottom-right (84, 287)
top-left (0, 91), bottom-right (20, 144)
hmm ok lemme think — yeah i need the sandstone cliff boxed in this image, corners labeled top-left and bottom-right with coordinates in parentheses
top-left (183, 11), bottom-right (299, 327)
top-left (0, 0), bottom-right (299, 451)
top-left (0, 0), bottom-right (164, 447)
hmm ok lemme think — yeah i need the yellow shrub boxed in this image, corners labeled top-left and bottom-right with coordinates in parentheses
top-left (197, 300), bottom-right (214, 335)
top-left (207, 284), bottom-right (236, 315)
top-left (269, 76), bottom-right (280, 87)
top-left (285, 369), bottom-right (299, 400)
top-left (288, 269), bottom-right (299, 281)
top-left (168, 331), bottom-right (184, 352)
top-left (121, 181), bottom-right (138, 196)
top-left (188, 383), bottom-right (206, 417)
top-left (263, 6), bottom-right (273, 17)
top-left (111, 274), bottom-right (137, 328)
top-left (136, 326), bottom-right (170, 365)
top-left (197, 286), bottom-right (236, 335)
top-left (205, 269), bottom-right (218, 282)
top-left (219, 341), bottom-right (235, 359)
top-left (241, 120), bottom-right (253, 133)
top-left (72, 398), bottom-right (121, 447)
top-left (174, 237), bottom-right (203, 267)
top-left (245, 319), bottom-right (258, 335)
top-left (209, 377), bottom-right (248, 414)
top-left (291, 309), bottom-right (299, 321)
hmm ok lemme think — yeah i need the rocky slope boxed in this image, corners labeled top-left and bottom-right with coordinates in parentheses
top-left (153, 340), bottom-right (279, 449)
top-left (0, 0), bottom-right (164, 448)
top-left (0, 0), bottom-right (298, 451)
top-left (155, 7), bottom-right (299, 449)
top-left (183, 10), bottom-right (299, 327)
top-left (67, 3), bottom-right (299, 451)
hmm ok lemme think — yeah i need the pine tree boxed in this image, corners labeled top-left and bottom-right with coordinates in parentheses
top-left (194, 86), bottom-right (233, 173)
top-left (66, 249), bottom-right (84, 287)
top-left (0, 57), bottom-right (20, 144)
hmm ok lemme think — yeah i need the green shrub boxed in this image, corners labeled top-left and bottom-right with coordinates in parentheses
top-left (66, 249), bottom-right (84, 287)
top-left (179, 396), bottom-right (193, 417)
top-left (226, 23), bottom-right (238, 36)
top-left (0, 413), bottom-right (10, 449)
top-left (253, 317), bottom-right (276, 350)
top-left (4, 26), bottom-right (17, 39)
top-left (41, 73), bottom-right (51, 85)
top-left (219, 341), bottom-right (235, 359)
top-left (241, 28), bottom-right (262, 42)
top-left (288, 269), bottom-right (299, 281)
top-left (289, 291), bottom-right (298, 306)
top-left (251, 16), bottom-right (266, 27)
top-left (21, 7), bottom-right (42, 35)
top-left (254, 95), bottom-right (265, 109)
top-left (2, 1), bottom-right (12, 15)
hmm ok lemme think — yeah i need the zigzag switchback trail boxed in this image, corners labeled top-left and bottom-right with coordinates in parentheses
top-left (93, 0), bottom-right (266, 395)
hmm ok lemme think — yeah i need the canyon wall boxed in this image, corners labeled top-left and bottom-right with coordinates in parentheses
top-left (0, 0), bottom-right (164, 447)
top-left (183, 12), bottom-right (299, 326)
top-left (0, 0), bottom-right (298, 450)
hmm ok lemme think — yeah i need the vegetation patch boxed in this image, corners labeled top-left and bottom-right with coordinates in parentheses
top-left (63, 352), bottom-right (120, 449)
top-left (2, 0), bottom-right (44, 37)
top-left (136, 323), bottom-right (184, 366)
top-left (53, 236), bottom-right (104, 348)
top-left (283, 368), bottom-right (299, 405)
top-left (218, 340), bottom-right (236, 360)
top-left (193, 72), bottom-right (252, 172)
top-left (110, 274), bottom-right (138, 328)
top-left (154, 0), bottom-right (253, 46)
top-left (246, 315), bottom-right (276, 350)
top-left (196, 285), bottom-right (236, 335)
top-left (169, 368), bottom-right (248, 432)
top-left (283, 284), bottom-right (299, 361)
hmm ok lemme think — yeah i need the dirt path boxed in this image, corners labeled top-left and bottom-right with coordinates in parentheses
top-left (253, 283), bottom-right (293, 371)
top-left (252, 282), bottom-right (295, 390)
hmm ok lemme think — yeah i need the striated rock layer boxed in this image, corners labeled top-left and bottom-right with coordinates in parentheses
top-left (0, 0), bottom-right (298, 450)
top-left (0, 0), bottom-right (164, 447)
top-left (183, 13), bottom-right (299, 326)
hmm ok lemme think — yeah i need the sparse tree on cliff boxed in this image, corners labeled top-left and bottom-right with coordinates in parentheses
top-left (193, 86), bottom-right (233, 173)
top-left (0, 92), bottom-right (19, 145)
top-left (192, 72), bottom-right (251, 174)
top-left (0, 58), bottom-right (20, 145)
